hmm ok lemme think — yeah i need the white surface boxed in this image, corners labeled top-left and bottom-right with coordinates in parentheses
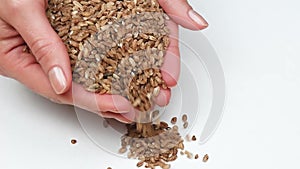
top-left (1, 0), bottom-right (300, 169)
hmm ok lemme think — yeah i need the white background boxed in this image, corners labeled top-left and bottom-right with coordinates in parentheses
top-left (1, 0), bottom-right (300, 168)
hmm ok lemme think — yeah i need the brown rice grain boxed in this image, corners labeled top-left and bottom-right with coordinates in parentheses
top-left (203, 154), bottom-right (209, 162)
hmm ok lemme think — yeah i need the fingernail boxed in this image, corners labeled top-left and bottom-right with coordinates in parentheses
top-left (48, 66), bottom-right (67, 94)
top-left (155, 88), bottom-right (170, 107)
top-left (188, 10), bottom-right (209, 28)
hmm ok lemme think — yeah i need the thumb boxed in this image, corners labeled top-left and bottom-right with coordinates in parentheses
top-left (4, 2), bottom-right (72, 94)
top-left (158, 0), bottom-right (208, 30)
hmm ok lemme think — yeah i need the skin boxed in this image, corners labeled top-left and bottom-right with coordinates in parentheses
top-left (0, 0), bottom-right (207, 123)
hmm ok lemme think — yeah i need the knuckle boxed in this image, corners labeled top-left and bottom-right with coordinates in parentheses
top-left (30, 37), bottom-right (60, 63)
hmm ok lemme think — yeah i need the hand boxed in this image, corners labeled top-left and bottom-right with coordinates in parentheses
top-left (101, 0), bottom-right (208, 121)
top-left (158, 0), bottom-right (209, 104)
top-left (0, 0), bottom-right (208, 123)
top-left (0, 0), bottom-right (135, 123)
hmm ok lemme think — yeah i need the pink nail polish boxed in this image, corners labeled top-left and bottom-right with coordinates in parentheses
top-left (188, 10), bottom-right (208, 28)
top-left (48, 66), bottom-right (67, 94)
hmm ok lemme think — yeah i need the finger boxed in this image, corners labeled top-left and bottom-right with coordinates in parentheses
top-left (1, 46), bottom-right (134, 114)
top-left (154, 88), bottom-right (171, 106)
top-left (1, 1), bottom-right (72, 95)
top-left (159, 0), bottom-right (208, 30)
top-left (99, 112), bottom-right (133, 124)
top-left (72, 85), bottom-right (135, 113)
top-left (161, 20), bottom-right (180, 87)
top-left (0, 45), bottom-right (73, 104)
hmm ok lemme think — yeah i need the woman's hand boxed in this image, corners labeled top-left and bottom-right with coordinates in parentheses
top-left (0, 0), bottom-right (135, 123)
top-left (0, 0), bottom-right (208, 123)
top-left (101, 0), bottom-right (208, 121)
